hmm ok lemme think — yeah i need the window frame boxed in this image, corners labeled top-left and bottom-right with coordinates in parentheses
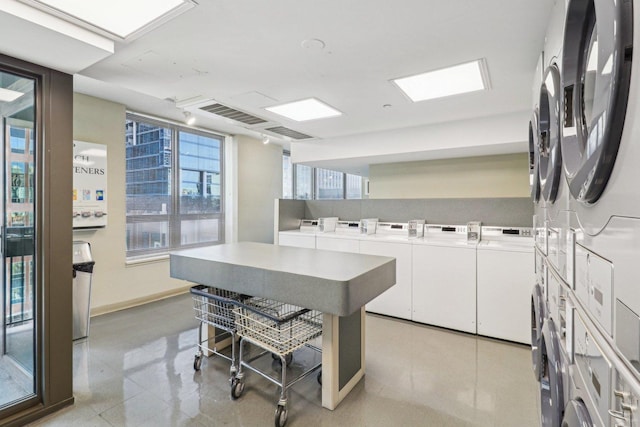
top-left (125, 112), bottom-right (225, 259)
top-left (282, 151), bottom-right (363, 200)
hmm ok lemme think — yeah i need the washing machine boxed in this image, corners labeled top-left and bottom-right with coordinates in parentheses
top-left (540, 266), bottom-right (572, 427)
top-left (610, 366), bottom-right (640, 427)
top-left (411, 224), bottom-right (477, 334)
top-left (563, 365), bottom-right (600, 427)
top-left (530, 51), bottom-right (543, 205)
top-left (532, 248), bottom-right (548, 381)
top-left (567, 309), bottom-right (612, 427)
top-left (538, 0), bottom-right (575, 289)
top-left (561, 0), bottom-right (640, 382)
top-left (529, 110), bottom-right (542, 204)
top-left (476, 226), bottom-right (534, 344)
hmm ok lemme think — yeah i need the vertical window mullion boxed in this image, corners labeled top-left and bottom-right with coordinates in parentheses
top-left (171, 127), bottom-right (180, 249)
top-left (292, 160), bottom-right (297, 199)
top-left (343, 173), bottom-right (347, 199)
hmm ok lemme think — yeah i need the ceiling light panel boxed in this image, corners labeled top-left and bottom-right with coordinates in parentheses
top-left (0, 88), bottom-right (24, 102)
top-left (266, 98), bottom-right (342, 122)
top-left (393, 59), bottom-right (488, 102)
top-left (22, 0), bottom-right (194, 40)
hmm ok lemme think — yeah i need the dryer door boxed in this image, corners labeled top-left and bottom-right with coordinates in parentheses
top-left (541, 319), bottom-right (565, 427)
top-left (531, 284), bottom-right (546, 381)
top-left (529, 111), bottom-right (542, 203)
top-left (539, 64), bottom-right (562, 203)
top-left (561, 0), bottom-right (633, 203)
top-left (561, 400), bottom-right (593, 427)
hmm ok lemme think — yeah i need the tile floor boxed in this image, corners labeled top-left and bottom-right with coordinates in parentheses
top-left (28, 293), bottom-right (540, 426)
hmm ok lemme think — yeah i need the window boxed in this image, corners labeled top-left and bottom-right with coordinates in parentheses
top-left (346, 174), bottom-right (363, 199)
top-left (125, 113), bottom-right (224, 258)
top-left (282, 153), bottom-right (363, 200)
top-left (316, 168), bottom-right (344, 200)
top-left (282, 152), bottom-right (293, 199)
top-left (295, 164), bottom-right (313, 200)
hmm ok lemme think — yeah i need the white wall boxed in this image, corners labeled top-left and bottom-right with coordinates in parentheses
top-left (72, 95), bottom-right (285, 314)
top-left (290, 111), bottom-right (529, 172)
top-left (73, 93), bottom-right (189, 315)
top-left (237, 135), bottom-right (283, 243)
top-left (369, 153), bottom-right (529, 198)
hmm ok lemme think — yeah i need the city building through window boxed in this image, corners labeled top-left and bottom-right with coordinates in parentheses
top-left (125, 114), bottom-right (224, 258)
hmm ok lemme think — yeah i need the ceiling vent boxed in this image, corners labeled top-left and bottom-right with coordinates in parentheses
top-left (266, 126), bottom-right (314, 140)
top-left (198, 102), bottom-right (268, 125)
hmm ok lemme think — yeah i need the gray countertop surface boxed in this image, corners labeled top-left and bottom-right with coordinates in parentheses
top-left (170, 242), bottom-right (396, 316)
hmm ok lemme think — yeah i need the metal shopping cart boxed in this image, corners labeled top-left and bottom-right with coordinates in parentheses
top-left (231, 297), bottom-right (322, 427)
top-left (189, 285), bottom-right (250, 375)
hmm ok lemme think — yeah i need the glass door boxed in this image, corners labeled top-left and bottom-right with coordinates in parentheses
top-left (0, 69), bottom-right (36, 409)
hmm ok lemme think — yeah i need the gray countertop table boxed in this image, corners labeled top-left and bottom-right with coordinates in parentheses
top-left (170, 242), bottom-right (397, 410)
top-left (170, 242), bottom-right (396, 317)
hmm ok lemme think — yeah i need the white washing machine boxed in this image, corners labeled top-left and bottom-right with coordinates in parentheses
top-left (567, 304), bottom-right (640, 427)
top-left (610, 366), bottom-right (640, 427)
top-left (360, 222), bottom-right (413, 320)
top-left (411, 224), bottom-right (477, 334)
top-left (532, 248), bottom-right (548, 381)
top-left (540, 266), bottom-right (572, 427)
top-left (568, 309), bottom-right (612, 427)
top-left (530, 52), bottom-right (544, 205)
top-left (529, 110), bottom-right (542, 204)
top-left (476, 226), bottom-right (534, 344)
top-left (537, 0), bottom-right (574, 287)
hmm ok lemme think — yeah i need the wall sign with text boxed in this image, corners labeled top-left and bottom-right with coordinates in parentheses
top-left (73, 141), bottom-right (107, 228)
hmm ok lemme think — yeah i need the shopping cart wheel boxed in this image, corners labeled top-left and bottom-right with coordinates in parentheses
top-left (193, 355), bottom-right (202, 371)
top-left (230, 378), bottom-right (245, 400)
top-left (275, 404), bottom-right (288, 427)
top-left (271, 353), bottom-right (294, 366)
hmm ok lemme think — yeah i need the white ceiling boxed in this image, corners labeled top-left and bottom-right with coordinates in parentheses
top-left (2, 0), bottom-right (555, 173)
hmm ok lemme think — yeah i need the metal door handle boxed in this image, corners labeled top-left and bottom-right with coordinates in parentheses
top-left (614, 389), bottom-right (629, 399)
top-left (609, 409), bottom-right (627, 420)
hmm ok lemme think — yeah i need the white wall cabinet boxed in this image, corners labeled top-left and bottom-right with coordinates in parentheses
top-left (412, 243), bottom-right (477, 333)
top-left (359, 239), bottom-right (412, 319)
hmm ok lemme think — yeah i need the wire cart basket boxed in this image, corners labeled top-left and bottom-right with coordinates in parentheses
top-left (231, 297), bottom-right (322, 427)
top-left (190, 285), bottom-right (250, 375)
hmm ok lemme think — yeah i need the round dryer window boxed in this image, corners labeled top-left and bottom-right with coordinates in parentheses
top-left (561, 0), bottom-right (633, 203)
top-left (529, 111), bottom-right (541, 203)
top-left (538, 64), bottom-right (562, 203)
top-left (561, 400), bottom-right (593, 427)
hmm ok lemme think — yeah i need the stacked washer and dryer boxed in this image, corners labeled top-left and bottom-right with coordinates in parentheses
top-left (531, 0), bottom-right (640, 426)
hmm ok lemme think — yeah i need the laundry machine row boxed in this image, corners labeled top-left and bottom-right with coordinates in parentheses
top-left (530, 0), bottom-right (640, 424)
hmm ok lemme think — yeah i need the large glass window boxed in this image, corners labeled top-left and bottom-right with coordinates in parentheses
top-left (282, 152), bottom-right (293, 199)
top-left (295, 164), bottom-right (313, 200)
top-left (125, 114), bottom-right (224, 258)
top-left (283, 154), bottom-right (363, 200)
top-left (316, 168), bottom-right (344, 200)
top-left (346, 174), bottom-right (363, 199)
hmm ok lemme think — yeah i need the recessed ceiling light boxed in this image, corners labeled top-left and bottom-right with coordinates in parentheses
top-left (20, 0), bottom-right (195, 40)
top-left (392, 59), bottom-right (489, 102)
top-left (0, 88), bottom-right (24, 102)
top-left (266, 98), bottom-right (342, 122)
